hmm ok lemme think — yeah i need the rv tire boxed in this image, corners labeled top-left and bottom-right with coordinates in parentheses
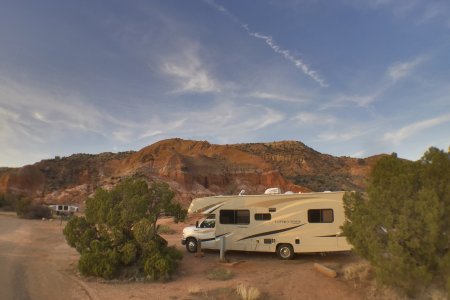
top-left (277, 244), bottom-right (294, 260)
top-left (186, 237), bottom-right (198, 253)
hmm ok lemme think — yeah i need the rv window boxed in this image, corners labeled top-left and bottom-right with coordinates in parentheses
top-left (236, 210), bottom-right (250, 224)
top-left (220, 210), bottom-right (234, 224)
top-left (219, 210), bottom-right (250, 225)
top-left (308, 209), bottom-right (334, 223)
top-left (255, 213), bottom-right (271, 221)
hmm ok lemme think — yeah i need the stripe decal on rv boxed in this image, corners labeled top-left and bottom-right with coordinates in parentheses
top-left (315, 234), bottom-right (338, 237)
top-left (209, 203), bottom-right (224, 213)
top-left (200, 232), bottom-right (230, 242)
top-left (237, 224), bottom-right (306, 241)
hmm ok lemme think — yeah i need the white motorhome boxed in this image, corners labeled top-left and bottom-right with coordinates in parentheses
top-left (181, 189), bottom-right (352, 259)
top-left (48, 204), bottom-right (79, 215)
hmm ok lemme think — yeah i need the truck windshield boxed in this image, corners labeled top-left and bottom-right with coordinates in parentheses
top-left (199, 218), bottom-right (215, 228)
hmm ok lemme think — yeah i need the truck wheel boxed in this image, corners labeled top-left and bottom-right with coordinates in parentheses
top-left (277, 244), bottom-right (294, 260)
top-left (186, 237), bottom-right (198, 253)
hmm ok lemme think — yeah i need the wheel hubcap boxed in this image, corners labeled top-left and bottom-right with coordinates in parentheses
top-left (281, 247), bottom-right (290, 258)
top-left (188, 241), bottom-right (196, 251)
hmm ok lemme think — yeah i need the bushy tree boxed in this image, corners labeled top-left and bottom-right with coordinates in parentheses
top-left (63, 178), bottom-right (186, 280)
top-left (342, 148), bottom-right (450, 295)
top-left (0, 193), bottom-right (16, 211)
top-left (15, 197), bottom-right (52, 219)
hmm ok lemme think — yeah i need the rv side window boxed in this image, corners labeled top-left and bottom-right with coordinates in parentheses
top-left (255, 213), bottom-right (271, 221)
top-left (308, 209), bottom-right (334, 223)
top-left (220, 210), bottom-right (250, 225)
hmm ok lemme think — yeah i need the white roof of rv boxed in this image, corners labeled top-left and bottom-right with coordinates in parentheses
top-left (187, 191), bottom-right (346, 214)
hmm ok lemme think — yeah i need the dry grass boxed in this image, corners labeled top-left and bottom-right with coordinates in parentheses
top-left (342, 261), bottom-right (372, 282)
top-left (157, 224), bottom-right (176, 234)
top-left (205, 267), bottom-right (234, 281)
top-left (187, 285), bottom-right (202, 295)
top-left (196, 287), bottom-right (240, 300)
top-left (426, 288), bottom-right (448, 300)
top-left (236, 283), bottom-right (261, 300)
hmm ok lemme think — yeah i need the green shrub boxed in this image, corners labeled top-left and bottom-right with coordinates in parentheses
top-left (0, 193), bottom-right (16, 211)
top-left (15, 198), bottom-right (52, 219)
top-left (144, 251), bottom-right (171, 281)
top-left (63, 216), bottom-right (96, 253)
top-left (342, 148), bottom-right (450, 296)
top-left (63, 178), bottom-right (186, 280)
top-left (78, 247), bottom-right (120, 279)
top-left (120, 242), bottom-right (137, 265)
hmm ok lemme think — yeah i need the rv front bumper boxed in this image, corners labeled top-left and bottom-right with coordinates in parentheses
top-left (181, 238), bottom-right (186, 245)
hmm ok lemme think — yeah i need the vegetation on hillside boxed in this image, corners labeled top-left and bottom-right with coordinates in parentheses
top-left (0, 193), bottom-right (17, 211)
top-left (63, 178), bottom-right (186, 280)
top-left (342, 147), bottom-right (450, 296)
top-left (15, 198), bottom-right (52, 219)
top-left (1, 193), bottom-right (52, 219)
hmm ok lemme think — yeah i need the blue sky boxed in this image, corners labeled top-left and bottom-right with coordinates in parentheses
top-left (1, 0), bottom-right (449, 167)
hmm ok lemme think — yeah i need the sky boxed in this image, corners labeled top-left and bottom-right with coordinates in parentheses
top-left (1, 0), bottom-right (449, 167)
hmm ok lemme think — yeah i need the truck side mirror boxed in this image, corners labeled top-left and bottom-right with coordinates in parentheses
top-left (196, 221), bottom-right (199, 228)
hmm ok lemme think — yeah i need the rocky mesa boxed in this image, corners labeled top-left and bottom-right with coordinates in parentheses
top-left (0, 138), bottom-right (384, 207)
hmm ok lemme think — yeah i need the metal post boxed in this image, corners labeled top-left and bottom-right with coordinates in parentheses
top-left (219, 236), bottom-right (226, 262)
top-left (195, 239), bottom-right (204, 258)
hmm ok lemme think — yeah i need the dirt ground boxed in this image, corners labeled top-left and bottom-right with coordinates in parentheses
top-left (0, 213), bottom-right (367, 300)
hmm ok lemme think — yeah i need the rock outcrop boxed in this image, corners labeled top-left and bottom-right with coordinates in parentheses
top-left (0, 138), bottom-right (385, 208)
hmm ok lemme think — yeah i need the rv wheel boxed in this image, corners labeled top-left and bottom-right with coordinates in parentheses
top-left (277, 244), bottom-right (294, 260)
top-left (186, 237), bottom-right (198, 253)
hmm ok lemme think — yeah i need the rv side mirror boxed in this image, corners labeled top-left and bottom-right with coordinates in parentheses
top-left (196, 221), bottom-right (199, 228)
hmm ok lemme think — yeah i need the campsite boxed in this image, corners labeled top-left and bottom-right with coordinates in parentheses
top-left (0, 211), bottom-right (366, 300)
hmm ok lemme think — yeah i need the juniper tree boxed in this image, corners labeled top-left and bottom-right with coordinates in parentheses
top-left (342, 148), bottom-right (450, 295)
top-left (64, 178), bottom-right (186, 280)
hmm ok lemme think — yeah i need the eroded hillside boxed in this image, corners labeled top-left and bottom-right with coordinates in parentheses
top-left (0, 138), bottom-right (384, 207)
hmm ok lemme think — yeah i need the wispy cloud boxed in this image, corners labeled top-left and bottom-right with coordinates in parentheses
top-left (347, 0), bottom-right (450, 28)
top-left (162, 44), bottom-right (220, 93)
top-left (138, 101), bottom-right (285, 144)
top-left (244, 28), bottom-right (328, 87)
top-left (292, 112), bottom-right (337, 125)
top-left (383, 114), bottom-right (450, 144)
top-left (0, 76), bottom-right (142, 166)
top-left (204, 0), bottom-right (328, 88)
top-left (387, 55), bottom-right (426, 82)
top-left (322, 54), bottom-right (427, 110)
top-left (139, 118), bottom-right (186, 140)
top-left (248, 91), bottom-right (307, 103)
top-left (417, 2), bottom-right (450, 24)
top-left (351, 150), bottom-right (366, 158)
top-left (315, 130), bottom-right (367, 142)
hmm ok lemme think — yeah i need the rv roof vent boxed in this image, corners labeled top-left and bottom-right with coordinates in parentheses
top-left (264, 187), bottom-right (281, 195)
top-left (284, 191), bottom-right (294, 194)
top-left (239, 190), bottom-right (245, 196)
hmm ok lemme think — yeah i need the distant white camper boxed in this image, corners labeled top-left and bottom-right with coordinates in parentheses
top-left (181, 189), bottom-right (352, 259)
top-left (48, 204), bottom-right (79, 215)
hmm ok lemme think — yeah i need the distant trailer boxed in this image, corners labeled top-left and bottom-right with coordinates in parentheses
top-left (48, 204), bottom-right (79, 215)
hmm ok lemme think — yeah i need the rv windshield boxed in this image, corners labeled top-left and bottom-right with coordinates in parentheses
top-left (199, 215), bottom-right (215, 228)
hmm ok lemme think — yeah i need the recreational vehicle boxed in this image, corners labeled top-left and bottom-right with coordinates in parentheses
top-left (181, 189), bottom-right (352, 259)
top-left (48, 204), bottom-right (79, 215)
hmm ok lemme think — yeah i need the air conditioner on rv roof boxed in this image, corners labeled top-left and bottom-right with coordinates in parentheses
top-left (264, 187), bottom-right (282, 195)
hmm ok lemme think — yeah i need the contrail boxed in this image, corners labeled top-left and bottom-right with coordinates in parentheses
top-left (203, 0), bottom-right (328, 87)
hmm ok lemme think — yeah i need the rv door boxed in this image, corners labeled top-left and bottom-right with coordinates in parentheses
top-left (216, 209), bottom-right (251, 251)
